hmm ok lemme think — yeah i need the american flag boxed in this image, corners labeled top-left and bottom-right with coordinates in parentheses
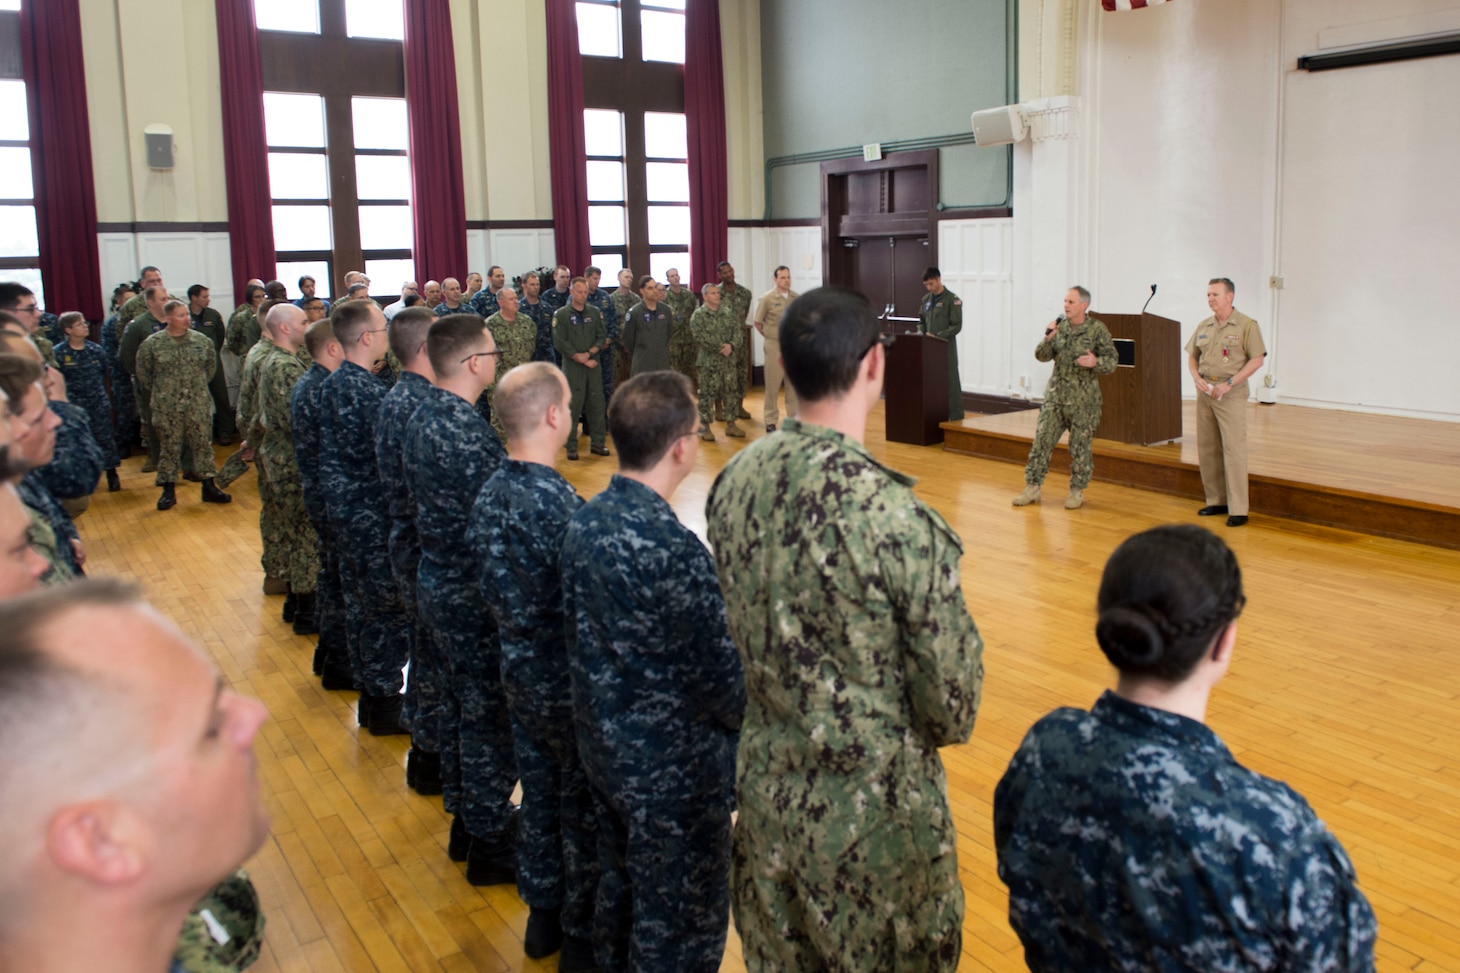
top-left (1101, 0), bottom-right (1171, 9)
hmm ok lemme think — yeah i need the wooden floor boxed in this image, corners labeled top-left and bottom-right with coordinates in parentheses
top-left (80, 391), bottom-right (1460, 972)
top-left (942, 400), bottom-right (1460, 549)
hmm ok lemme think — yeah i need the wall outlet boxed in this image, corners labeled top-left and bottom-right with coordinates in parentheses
top-left (1019, 374), bottom-right (1029, 388)
top-left (1269, 275), bottom-right (1285, 289)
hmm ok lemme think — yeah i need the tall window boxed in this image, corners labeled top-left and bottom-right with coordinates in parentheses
top-left (0, 76), bottom-right (43, 305)
top-left (254, 0), bottom-right (411, 299)
top-left (577, 0), bottom-right (688, 281)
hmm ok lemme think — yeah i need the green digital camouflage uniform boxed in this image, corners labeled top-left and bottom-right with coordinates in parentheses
top-left (719, 281), bottom-right (754, 414)
top-left (1023, 316), bottom-right (1118, 490)
top-left (662, 285), bottom-right (699, 388)
top-left (118, 290), bottom-right (182, 328)
top-left (706, 419), bottom-right (985, 973)
top-left (134, 330), bottom-right (217, 484)
top-left (609, 288), bottom-right (637, 390)
top-left (225, 307), bottom-right (262, 359)
top-left (257, 345), bottom-right (319, 594)
top-left (120, 310), bottom-right (166, 459)
top-left (171, 870), bottom-right (266, 973)
top-left (234, 337), bottom-right (288, 581)
top-left (918, 287), bottom-right (964, 421)
top-left (484, 310), bottom-right (537, 440)
top-left (31, 333), bottom-right (58, 368)
top-left (690, 303), bottom-right (742, 428)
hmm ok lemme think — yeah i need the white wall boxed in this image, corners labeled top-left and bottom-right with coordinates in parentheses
top-left (466, 228), bottom-right (557, 280)
top-left (726, 225), bottom-right (822, 366)
top-left (938, 218), bottom-right (1017, 397)
top-left (97, 232), bottom-right (235, 312)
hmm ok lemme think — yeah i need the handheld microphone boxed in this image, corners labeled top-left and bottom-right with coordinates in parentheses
top-left (1142, 283), bottom-right (1157, 314)
top-left (1046, 315), bottom-right (1064, 338)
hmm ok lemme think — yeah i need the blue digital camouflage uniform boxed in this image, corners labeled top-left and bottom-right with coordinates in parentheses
top-left (561, 475), bottom-right (744, 973)
top-left (20, 401), bottom-right (105, 578)
top-left (256, 346), bottom-right (318, 594)
top-left (585, 285), bottom-right (620, 405)
top-left (292, 363), bottom-right (350, 674)
top-left (472, 459), bottom-right (596, 940)
top-left (54, 340), bottom-right (120, 468)
top-left (520, 297), bottom-right (557, 364)
top-left (101, 314), bottom-right (139, 452)
top-left (994, 691), bottom-right (1378, 973)
top-left (469, 288), bottom-right (501, 319)
top-left (318, 360), bottom-right (412, 698)
top-left (432, 301), bottom-right (469, 318)
top-left (374, 371), bottom-right (441, 753)
top-left (705, 419), bottom-right (985, 973)
top-left (542, 286), bottom-right (570, 315)
top-left (553, 304), bottom-right (607, 451)
top-left (402, 386), bottom-right (515, 835)
top-left (1023, 316), bottom-right (1118, 489)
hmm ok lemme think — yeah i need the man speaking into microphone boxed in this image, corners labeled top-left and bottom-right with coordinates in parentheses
top-left (1012, 286), bottom-right (1117, 510)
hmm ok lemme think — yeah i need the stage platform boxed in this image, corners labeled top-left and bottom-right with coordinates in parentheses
top-left (942, 400), bottom-right (1460, 549)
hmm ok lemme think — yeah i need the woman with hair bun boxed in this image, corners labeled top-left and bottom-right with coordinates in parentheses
top-left (993, 524), bottom-right (1376, 972)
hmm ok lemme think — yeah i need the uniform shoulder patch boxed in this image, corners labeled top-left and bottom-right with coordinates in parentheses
top-left (953, 299), bottom-right (962, 306)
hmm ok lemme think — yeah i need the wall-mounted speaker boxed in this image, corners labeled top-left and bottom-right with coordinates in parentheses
top-left (144, 124), bottom-right (174, 169)
top-left (970, 105), bottom-right (1027, 147)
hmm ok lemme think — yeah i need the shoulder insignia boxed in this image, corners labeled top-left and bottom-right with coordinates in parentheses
top-left (953, 299), bottom-right (962, 306)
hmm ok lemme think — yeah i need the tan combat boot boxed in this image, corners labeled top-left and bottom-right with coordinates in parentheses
top-left (1012, 484), bottom-right (1041, 506)
top-left (698, 425), bottom-right (716, 442)
top-left (1064, 488), bottom-right (1084, 510)
top-left (724, 421), bottom-right (746, 438)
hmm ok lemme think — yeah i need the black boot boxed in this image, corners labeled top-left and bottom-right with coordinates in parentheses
top-left (364, 692), bottom-right (409, 736)
top-left (411, 750), bottom-right (442, 796)
top-left (106, 468), bottom-right (121, 492)
top-left (312, 643), bottom-right (326, 675)
top-left (447, 814), bottom-right (470, 862)
top-left (291, 592), bottom-right (318, 635)
top-left (465, 830), bottom-right (517, 887)
top-left (282, 591), bottom-right (297, 623)
top-left (559, 935), bottom-right (598, 973)
top-left (524, 906), bottom-right (564, 959)
top-left (156, 482), bottom-right (177, 511)
top-left (201, 478), bottom-right (232, 503)
top-left (321, 658), bottom-right (358, 691)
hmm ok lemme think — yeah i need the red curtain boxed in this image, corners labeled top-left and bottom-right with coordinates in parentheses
top-left (405, 0), bottom-right (467, 283)
top-left (215, 0), bottom-right (275, 301)
top-left (545, 0), bottom-right (591, 272)
top-left (18, 0), bottom-right (103, 320)
top-left (684, 0), bottom-right (727, 292)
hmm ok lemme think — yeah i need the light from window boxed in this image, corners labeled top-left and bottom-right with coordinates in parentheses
top-left (0, 0), bottom-right (21, 11)
top-left (643, 112), bottom-right (687, 159)
top-left (576, 2), bottom-right (622, 58)
top-left (583, 110), bottom-right (625, 157)
top-left (365, 258), bottom-right (416, 291)
top-left (649, 251), bottom-right (689, 282)
top-left (276, 260), bottom-right (333, 299)
top-left (590, 252), bottom-right (625, 278)
top-left (586, 161), bottom-right (625, 202)
top-left (588, 206), bottom-right (627, 248)
top-left (640, 9), bottom-right (684, 64)
top-left (355, 155), bottom-right (412, 200)
top-left (645, 162), bottom-right (688, 202)
top-left (272, 205), bottom-right (333, 252)
top-left (641, 0), bottom-right (685, 9)
top-left (0, 205), bottom-right (38, 258)
top-left (358, 205), bottom-right (412, 250)
top-left (263, 92), bottom-right (326, 148)
top-left (646, 206), bottom-right (689, 246)
top-left (346, 0), bottom-right (404, 41)
top-left (3, 267), bottom-right (42, 306)
top-left (0, 147), bottom-right (34, 200)
top-left (254, 0), bottom-right (320, 34)
top-left (268, 153), bottom-right (329, 199)
top-left (352, 97), bottom-right (409, 151)
top-left (0, 81), bottom-right (28, 141)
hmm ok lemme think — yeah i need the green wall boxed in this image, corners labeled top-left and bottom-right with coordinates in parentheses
top-left (760, 0), bottom-right (1014, 218)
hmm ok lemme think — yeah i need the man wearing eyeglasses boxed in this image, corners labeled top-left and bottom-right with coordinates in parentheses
top-left (707, 287), bottom-right (985, 973)
top-left (0, 283), bottom-right (58, 368)
top-left (403, 315), bottom-right (516, 885)
top-left (318, 300), bottom-right (411, 736)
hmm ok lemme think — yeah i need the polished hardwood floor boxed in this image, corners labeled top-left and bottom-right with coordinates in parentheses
top-left (81, 391), bottom-right (1460, 972)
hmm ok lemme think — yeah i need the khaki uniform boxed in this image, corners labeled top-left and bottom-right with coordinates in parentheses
top-left (1186, 310), bottom-right (1266, 517)
top-left (753, 287), bottom-right (798, 427)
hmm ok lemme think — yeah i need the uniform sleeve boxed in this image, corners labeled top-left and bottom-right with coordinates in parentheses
top-left (1283, 829), bottom-right (1378, 973)
top-left (621, 313), bottom-right (638, 359)
top-left (134, 340), bottom-right (153, 388)
top-left (552, 311), bottom-right (571, 359)
top-left (1244, 319), bottom-right (1268, 359)
top-left (1185, 327), bottom-right (1201, 360)
top-left (39, 402), bottom-right (105, 499)
top-left (1034, 334), bottom-right (1056, 363)
top-left (754, 294), bottom-right (770, 327)
top-left (691, 309), bottom-right (718, 353)
top-left (225, 314), bottom-right (248, 358)
top-left (592, 312), bottom-right (607, 351)
top-left (1093, 323), bottom-right (1119, 375)
top-left (205, 341), bottom-right (218, 382)
top-left (676, 543), bottom-right (746, 734)
top-left (121, 322), bottom-right (145, 375)
top-left (728, 313), bottom-right (746, 352)
top-left (941, 300), bottom-right (963, 339)
top-left (891, 509), bottom-right (984, 747)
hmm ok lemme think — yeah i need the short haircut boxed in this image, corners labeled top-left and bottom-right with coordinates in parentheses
top-left (143, 286), bottom-right (166, 303)
top-left (346, 282), bottom-right (370, 298)
top-left (554, 265), bottom-right (570, 275)
top-left (584, 265), bottom-right (602, 278)
top-left (700, 282), bottom-right (719, 298)
top-left (389, 306), bottom-right (436, 364)
top-left (716, 261), bottom-right (732, 272)
top-left (162, 299), bottom-right (187, 318)
top-left (0, 282), bottom-right (38, 308)
top-left (922, 266), bottom-right (941, 282)
top-left (521, 271), bottom-right (539, 285)
top-left (0, 354), bottom-right (43, 404)
top-left (186, 283), bottom-right (207, 300)
top-left (773, 265), bottom-right (789, 277)
top-left (111, 283), bottom-right (135, 303)
top-left (403, 294), bottom-right (424, 308)
top-left (244, 283), bottom-right (265, 303)
top-left (298, 275), bottom-right (314, 288)
top-left (637, 274), bottom-right (655, 290)
top-left (1210, 277), bottom-right (1235, 295)
top-left (494, 362), bottom-right (567, 442)
top-left (57, 312), bottom-right (86, 333)
top-left (1070, 285), bottom-right (1091, 304)
top-left (426, 314), bottom-right (489, 377)
top-left (329, 298), bottom-right (379, 344)
top-left (264, 280), bottom-right (287, 297)
top-left (570, 276), bottom-right (587, 289)
top-left (1095, 524), bottom-right (1245, 683)
top-left (780, 287), bottom-right (881, 403)
top-left (608, 370), bottom-right (696, 472)
top-left (488, 265), bottom-right (502, 276)
top-left (304, 319), bottom-right (337, 359)
top-left (138, 265), bottom-right (160, 279)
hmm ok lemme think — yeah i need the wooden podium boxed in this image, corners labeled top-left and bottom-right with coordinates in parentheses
top-left (885, 332), bottom-right (948, 446)
top-left (1092, 311), bottom-right (1183, 445)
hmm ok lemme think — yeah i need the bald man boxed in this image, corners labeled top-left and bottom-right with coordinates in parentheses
top-left (0, 580), bottom-right (270, 973)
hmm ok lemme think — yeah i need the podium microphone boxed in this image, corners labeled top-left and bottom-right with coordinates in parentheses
top-left (1142, 283), bottom-right (1157, 314)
